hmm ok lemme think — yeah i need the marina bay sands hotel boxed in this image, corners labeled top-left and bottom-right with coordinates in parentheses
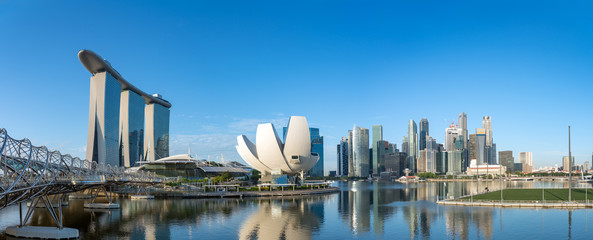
top-left (79, 50), bottom-right (171, 167)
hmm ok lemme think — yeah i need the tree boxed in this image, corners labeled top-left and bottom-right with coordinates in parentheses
top-left (251, 169), bottom-right (261, 183)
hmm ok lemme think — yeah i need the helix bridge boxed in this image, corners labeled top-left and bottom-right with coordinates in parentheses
top-left (0, 128), bottom-right (162, 235)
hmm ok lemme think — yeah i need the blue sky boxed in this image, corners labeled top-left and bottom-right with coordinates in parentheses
top-left (1, 1), bottom-right (593, 172)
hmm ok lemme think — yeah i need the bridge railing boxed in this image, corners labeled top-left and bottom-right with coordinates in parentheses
top-left (1, 128), bottom-right (163, 208)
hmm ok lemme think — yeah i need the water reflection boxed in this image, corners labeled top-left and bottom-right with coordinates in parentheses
top-left (238, 197), bottom-right (324, 240)
top-left (1, 181), bottom-right (591, 240)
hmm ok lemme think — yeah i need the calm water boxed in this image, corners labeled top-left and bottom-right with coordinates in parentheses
top-left (1, 181), bottom-right (592, 239)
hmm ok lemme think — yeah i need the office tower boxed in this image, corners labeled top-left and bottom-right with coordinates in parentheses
top-left (350, 125), bottom-right (370, 177)
top-left (469, 134), bottom-right (477, 161)
top-left (372, 125), bottom-right (383, 176)
top-left (445, 127), bottom-right (460, 152)
top-left (144, 98), bottom-right (170, 161)
top-left (309, 128), bottom-right (324, 177)
top-left (498, 151), bottom-right (514, 173)
top-left (377, 140), bottom-right (396, 173)
top-left (563, 156), bottom-right (575, 172)
top-left (447, 150), bottom-right (463, 175)
top-left (482, 116), bottom-right (492, 146)
top-left (86, 71), bottom-right (122, 166)
top-left (283, 127), bottom-right (324, 177)
top-left (458, 112), bottom-right (468, 149)
top-left (348, 130), bottom-right (354, 176)
top-left (519, 152), bottom-right (533, 173)
top-left (425, 136), bottom-right (437, 173)
top-left (337, 137), bottom-right (349, 177)
top-left (514, 163), bottom-right (523, 172)
top-left (402, 136), bottom-right (409, 155)
top-left (407, 120), bottom-right (418, 173)
top-left (585, 161), bottom-right (590, 171)
top-left (417, 149), bottom-right (427, 173)
top-left (475, 128), bottom-right (487, 165)
top-left (419, 118), bottom-right (429, 151)
top-left (490, 144), bottom-right (497, 164)
top-left (119, 90), bottom-right (145, 167)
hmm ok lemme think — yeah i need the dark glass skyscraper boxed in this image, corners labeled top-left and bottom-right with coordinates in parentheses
top-left (145, 101), bottom-right (170, 161)
top-left (119, 90), bottom-right (145, 167)
top-left (337, 136), bottom-right (348, 177)
top-left (309, 128), bottom-right (324, 177)
top-left (372, 125), bottom-right (383, 176)
top-left (499, 150), bottom-right (514, 172)
top-left (419, 118), bottom-right (429, 151)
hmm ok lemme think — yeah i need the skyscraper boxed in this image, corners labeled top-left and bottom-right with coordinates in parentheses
top-left (402, 136), bottom-right (409, 155)
top-left (425, 136), bottom-right (437, 173)
top-left (309, 128), bottom-right (324, 177)
top-left (80, 50), bottom-right (172, 166)
top-left (482, 116), bottom-right (492, 146)
top-left (372, 125), bottom-right (383, 176)
top-left (407, 120), bottom-right (418, 173)
top-left (419, 118), bottom-right (429, 151)
top-left (518, 152), bottom-right (533, 173)
top-left (417, 149), bottom-right (427, 173)
top-left (445, 127), bottom-right (460, 152)
top-left (119, 90), bottom-right (145, 167)
top-left (350, 125), bottom-right (370, 177)
top-left (458, 112), bottom-right (468, 149)
top-left (499, 151), bottom-right (514, 173)
top-left (475, 128), bottom-right (487, 165)
top-left (337, 137), bottom-right (349, 177)
top-left (469, 134), bottom-right (477, 161)
top-left (563, 156), bottom-right (575, 172)
top-left (86, 71), bottom-right (122, 166)
top-left (144, 98), bottom-right (171, 161)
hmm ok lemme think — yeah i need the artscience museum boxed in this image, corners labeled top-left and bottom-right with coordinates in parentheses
top-left (235, 116), bottom-right (320, 181)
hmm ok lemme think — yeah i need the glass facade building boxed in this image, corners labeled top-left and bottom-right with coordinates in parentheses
top-left (145, 103), bottom-right (170, 161)
top-left (86, 72), bottom-right (122, 166)
top-left (309, 128), bottom-right (324, 177)
top-left (349, 125), bottom-right (369, 178)
top-left (419, 118), bottom-right (429, 151)
top-left (476, 133), bottom-right (487, 165)
top-left (337, 137), bottom-right (349, 177)
top-left (119, 90), bottom-right (145, 167)
top-left (372, 125), bottom-right (383, 176)
top-left (499, 150), bottom-right (514, 173)
top-left (407, 120), bottom-right (417, 173)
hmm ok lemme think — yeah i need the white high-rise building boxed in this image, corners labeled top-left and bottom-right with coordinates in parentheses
top-left (349, 125), bottom-right (369, 177)
top-left (458, 112), bottom-right (468, 149)
top-left (519, 152), bottom-right (533, 173)
top-left (445, 127), bottom-right (460, 152)
top-left (482, 116), bottom-right (492, 146)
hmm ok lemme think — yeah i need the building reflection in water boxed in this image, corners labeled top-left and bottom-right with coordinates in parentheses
top-left (337, 181), bottom-right (495, 239)
top-left (238, 197), bottom-right (325, 240)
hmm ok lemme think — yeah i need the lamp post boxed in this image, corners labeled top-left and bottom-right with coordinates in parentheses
top-left (568, 126), bottom-right (572, 202)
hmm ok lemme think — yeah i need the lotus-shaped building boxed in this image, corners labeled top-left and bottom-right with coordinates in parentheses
top-left (236, 116), bottom-right (319, 176)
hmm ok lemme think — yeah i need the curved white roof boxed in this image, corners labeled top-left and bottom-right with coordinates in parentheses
top-left (236, 116), bottom-right (319, 175)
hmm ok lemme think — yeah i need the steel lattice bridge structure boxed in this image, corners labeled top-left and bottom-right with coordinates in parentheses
top-left (0, 128), bottom-right (162, 237)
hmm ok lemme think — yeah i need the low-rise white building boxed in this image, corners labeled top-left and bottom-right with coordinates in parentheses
top-left (466, 159), bottom-right (506, 176)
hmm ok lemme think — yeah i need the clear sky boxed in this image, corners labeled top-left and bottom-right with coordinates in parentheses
top-left (1, 1), bottom-right (593, 173)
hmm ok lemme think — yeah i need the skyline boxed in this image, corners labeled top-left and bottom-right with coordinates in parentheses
top-left (2, 1), bottom-right (593, 173)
